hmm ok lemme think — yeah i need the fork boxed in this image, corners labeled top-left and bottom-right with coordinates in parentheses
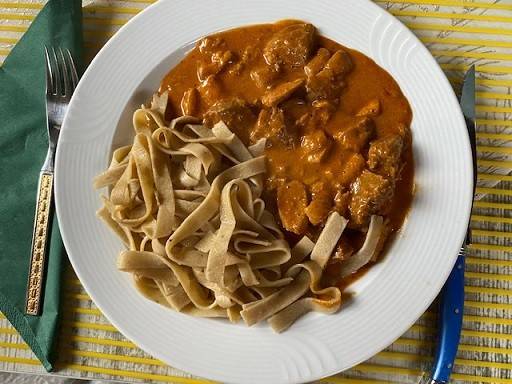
top-left (25, 47), bottom-right (78, 316)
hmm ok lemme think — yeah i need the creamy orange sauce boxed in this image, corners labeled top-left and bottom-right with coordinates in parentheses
top-left (159, 21), bottom-right (414, 274)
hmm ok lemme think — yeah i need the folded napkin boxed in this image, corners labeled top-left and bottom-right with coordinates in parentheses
top-left (0, 0), bottom-right (82, 371)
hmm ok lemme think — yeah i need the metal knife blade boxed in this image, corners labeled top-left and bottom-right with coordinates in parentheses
top-left (461, 66), bottom-right (477, 196)
top-left (428, 65), bottom-right (476, 384)
top-left (460, 67), bottom-right (476, 122)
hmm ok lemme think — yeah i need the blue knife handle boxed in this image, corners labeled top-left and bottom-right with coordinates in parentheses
top-left (431, 249), bottom-right (466, 383)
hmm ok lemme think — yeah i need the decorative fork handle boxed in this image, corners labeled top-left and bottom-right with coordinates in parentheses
top-left (25, 170), bottom-right (54, 315)
top-left (25, 46), bottom-right (77, 315)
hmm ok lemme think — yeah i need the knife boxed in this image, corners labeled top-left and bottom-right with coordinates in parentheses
top-left (428, 65), bottom-right (476, 384)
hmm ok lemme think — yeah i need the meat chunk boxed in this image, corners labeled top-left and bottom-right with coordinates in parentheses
top-left (198, 36), bottom-right (225, 54)
top-left (266, 174), bottom-right (287, 191)
top-left (305, 69), bottom-right (345, 102)
top-left (197, 63), bottom-right (218, 81)
top-left (367, 134), bottom-right (404, 179)
top-left (229, 46), bottom-right (260, 75)
top-left (305, 197), bottom-right (331, 225)
top-left (261, 78), bottom-right (305, 107)
top-left (397, 123), bottom-right (409, 137)
top-left (356, 99), bottom-right (381, 117)
top-left (305, 182), bottom-right (333, 225)
top-left (312, 100), bottom-right (335, 124)
top-left (304, 48), bottom-right (331, 77)
top-left (277, 180), bottom-right (309, 234)
top-left (305, 49), bottom-right (353, 102)
top-left (323, 49), bottom-right (353, 78)
top-left (333, 189), bottom-right (351, 217)
top-left (198, 50), bottom-right (234, 81)
top-left (263, 23), bottom-right (316, 67)
top-left (180, 88), bottom-right (199, 116)
top-left (334, 116), bottom-right (375, 152)
top-left (349, 170), bottom-right (394, 228)
top-left (301, 130), bottom-right (332, 163)
top-left (250, 65), bottom-right (280, 89)
top-left (251, 108), bottom-right (289, 144)
top-left (203, 97), bottom-right (256, 132)
top-left (296, 100), bottom-right (335, 133)
top-left (332, 235), bottom-right (355, 262)
top-left (197, 75), bottom-right (222, 107)
top-left (337, 153), bottom-right (365, 188)
top-left (397, 122), bottom-right (412, 149)
top-left (212, 50), bottom-right (234, 67)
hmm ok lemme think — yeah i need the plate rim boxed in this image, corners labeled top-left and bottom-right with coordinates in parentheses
top-left (55, 0), bottom-right (473, 382)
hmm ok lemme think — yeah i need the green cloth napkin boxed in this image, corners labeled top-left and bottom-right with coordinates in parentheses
top-left (0, 0), bottom-right (82, 371)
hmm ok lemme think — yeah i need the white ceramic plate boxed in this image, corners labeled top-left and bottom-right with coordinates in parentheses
top-left (55, 0), bottom-right (473, 383)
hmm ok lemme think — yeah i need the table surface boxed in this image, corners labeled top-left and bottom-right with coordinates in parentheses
top-left (1, 1), bottom-right (511, 383)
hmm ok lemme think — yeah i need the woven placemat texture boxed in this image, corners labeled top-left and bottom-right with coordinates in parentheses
top-left (0, 1), bottom-right (511, 383)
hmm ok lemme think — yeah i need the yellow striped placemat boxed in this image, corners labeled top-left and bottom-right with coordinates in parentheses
top-left (1, 1), bottom-right (511, 383)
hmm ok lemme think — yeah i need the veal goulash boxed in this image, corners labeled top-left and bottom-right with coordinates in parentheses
top-left (95, 20), bottom-right (413, 332)
top-left (161, 21), bottom-right (414, 273)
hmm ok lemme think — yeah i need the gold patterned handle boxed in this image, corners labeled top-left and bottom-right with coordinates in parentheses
top-left (25, 171), bottom-right (53, 316)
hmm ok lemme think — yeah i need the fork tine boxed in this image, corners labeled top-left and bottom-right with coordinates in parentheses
top-left (44, 46), bottom-right (53, 95)
top-left (59, 48), bottom-right (71, 97)
top-left (50, 47), bottom-right (62, 95)
top-left (65, 49), bottom-right (79, 90)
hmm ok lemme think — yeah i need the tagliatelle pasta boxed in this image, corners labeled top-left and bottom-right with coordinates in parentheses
top-left (94, 93), bottom-right (384, 332)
